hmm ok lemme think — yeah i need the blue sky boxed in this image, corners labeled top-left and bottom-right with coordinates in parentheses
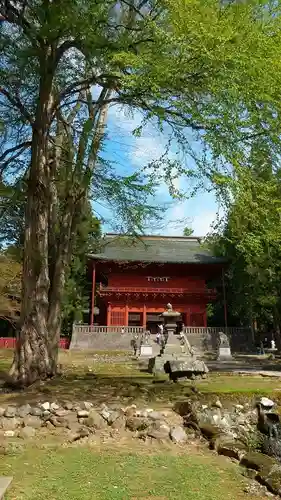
top-left (95, 103), bottom-right (219, 237)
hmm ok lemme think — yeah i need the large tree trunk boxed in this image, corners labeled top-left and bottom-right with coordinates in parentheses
top-left (47, 216), bottom-right (73, 373)
top-left (10, 75), bottom-right (54, 386)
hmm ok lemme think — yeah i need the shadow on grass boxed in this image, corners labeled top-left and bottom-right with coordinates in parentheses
top-left (2, 369), bottom-right (281, 407)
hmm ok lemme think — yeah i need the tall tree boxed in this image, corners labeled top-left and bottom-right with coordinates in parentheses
top-left (1, 0), bottom-right (281, 384)
top-left (210, 136), bottom-right (281, 344)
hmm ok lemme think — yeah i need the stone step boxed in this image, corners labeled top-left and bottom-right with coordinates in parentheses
top-left (0, 477), bottom-right (12, 499)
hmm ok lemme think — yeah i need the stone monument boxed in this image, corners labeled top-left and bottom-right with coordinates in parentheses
top-left (217, 331), bottom-right (232, 360)
top-left (139, 330), bottom-right (153, 357)
top-left (149, 304), bottom-right (209, 380)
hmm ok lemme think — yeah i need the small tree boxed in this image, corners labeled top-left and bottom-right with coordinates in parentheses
top-left (183, 227), bottom-right (194, 237)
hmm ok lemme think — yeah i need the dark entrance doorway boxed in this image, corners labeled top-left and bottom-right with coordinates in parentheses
top-left (128, 312), bottom-right (141, 326)
top-left (146, 313), bottom-right (162, 334)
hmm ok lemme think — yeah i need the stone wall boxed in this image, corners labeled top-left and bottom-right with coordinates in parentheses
top-left (70, 325), bottom-right (252, 352)
top-left (70, 330), bottom-right (134, 351)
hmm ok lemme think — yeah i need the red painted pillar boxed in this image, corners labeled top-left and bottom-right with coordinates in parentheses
top-left (203, 307), bottom-right (207, 327)
top-left (125, 304), bottom-right (129, 326)
top-left (186, 307), bottom-right (191, 326)
top-left (143, 304), bottom-right (147, 328)
top-left (107, 303), bottom-right (112, 326)
top-left (90, 262), bottom-right (96, 325)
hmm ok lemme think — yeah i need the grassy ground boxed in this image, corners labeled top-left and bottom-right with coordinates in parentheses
top-left (1, 349), bottom-right (281, 407)
top-left (0, 348), bottom-right (278, 499)
top-left (1, 446), bottom-right (260, 500)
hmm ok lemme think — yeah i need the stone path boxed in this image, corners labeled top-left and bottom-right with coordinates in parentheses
top-left (0, 477), bottom-right (12, 499)
top-left (234, 370), bottom-right (281, 377)
top-left (207, 359), bottom-right (281, 377)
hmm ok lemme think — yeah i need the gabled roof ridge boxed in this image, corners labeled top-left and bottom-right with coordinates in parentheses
top-left (104, 233), bottom-right (203, 242)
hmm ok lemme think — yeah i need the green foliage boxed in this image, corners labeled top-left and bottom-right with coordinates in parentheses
top-left (210, 137), bottom-right (281, 335)
top-left (0, 253), bottom-right (21, 319)
top-left (61, 203), bottom-right (100, 334)
top-left (183, 226), bottom-right (194, 237)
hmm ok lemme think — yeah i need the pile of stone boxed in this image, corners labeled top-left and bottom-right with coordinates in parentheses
top-left (177, 397), bottom-right (281, 497)
top-left (0, 401), bottom-right (187, 445)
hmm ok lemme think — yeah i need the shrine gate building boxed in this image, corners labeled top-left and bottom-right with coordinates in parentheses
top-left (88, 234), bottom-right (226, 330)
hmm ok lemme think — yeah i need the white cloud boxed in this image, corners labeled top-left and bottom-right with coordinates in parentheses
top-left (105, 102), bottom-right (222, 237)
top-left (192, 211), bottom-right (218, 236)
top-left (163, 199), bottom-right (222, 237)
top-left (107, 104), bottom-right (181, 193)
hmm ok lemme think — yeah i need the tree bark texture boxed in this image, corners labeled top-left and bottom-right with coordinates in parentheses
top-left (10, 73), bottom-right (55, 385)
top-left (9, 71), bottom-right (110, 385)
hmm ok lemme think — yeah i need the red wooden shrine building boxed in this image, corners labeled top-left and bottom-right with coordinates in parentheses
top-left (88, 234), bottom-right (226, 331)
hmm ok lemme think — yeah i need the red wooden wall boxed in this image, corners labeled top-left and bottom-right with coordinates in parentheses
top-left (94, 261), bottom-right (217, 326)
top-left (0, 338), bottom-right (70, 349)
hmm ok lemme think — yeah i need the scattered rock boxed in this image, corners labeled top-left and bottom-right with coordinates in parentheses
top-left (84, 409), bottom-right (108, 430)
top-left (49, 416), bottom-right (67, 428)
top-left (0, 417), bottom-right (21, 430)
top-left (242, 468), bottom-right (257, 480)
top-left (260, 398), bottom-right (275, 409)
top-left (217, 439), bottom-right (247, 461)
top-left (68, 427), bottom-right (91, 442)
top-left (80, 402), bottom-right (93, 411)
top-left (213, 400), bottom-right (223, 409)
top-left (17, 404), bottom-right (32, 418)
top-left (235, 404), bottom-right (244, 411)
top-left (54, 409), bottom-right (69, 418)
top-left (147, 411), bottom-right (163, 421)
top-left (200, 423), bottom-right (221, 441)
top-left (147, 422), bottom-right (170, 441)
top-left (45, 421), bottom-right (55, 431)
top-left (20, 426), bottom-right (36, 439)
top-left (111, 415), bottom-right (126, 430)
top-left (100, 408), bottom-right (111, 421)
top-left (126, 417), bottom-right (150, 432)
top-left (257, 463), bottom-right (281, 496)
top-left (50, 402), bottom-right (60, 411)
top-left (107, 411), bottom-right (120, 425)
top-left (66, 422), bottom-right (82, 433)
top-left (64, 402), bottom-right (73, 410)
top-left (23, 416), bottom-right (42, 429)
top-left (241, 452), bottom-right (276, 473)
top-left (41, 402), bottom-right (51, 411)
top-left (4, 430), bottom-right (15, 437)
top-left (121, 404), bottom-right (137, 415)
top-left (0, 408), bottom-right (5, 417)
top-left (170, 426), bottom-right (187, 444)
top-left (77, 410), bottom-right (89, 418)
top-left (30, 407), bottom-right (42, 417)
top-left (4, 406), bottom-right (17, 418)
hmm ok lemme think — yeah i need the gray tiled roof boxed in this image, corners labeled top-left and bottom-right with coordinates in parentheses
top-left (89, 234), bottom-right (226, 264)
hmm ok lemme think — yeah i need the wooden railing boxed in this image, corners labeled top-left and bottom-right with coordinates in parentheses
top-left (98, 284), bottom-right (216, 295)
top-left (183, 326), bottom-right (249, 336)
top-left (73, 325), bottom-right (145, 335)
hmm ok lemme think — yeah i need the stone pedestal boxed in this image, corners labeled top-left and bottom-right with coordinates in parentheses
top-left (218, 346), bottom-right (232, 361)
top-left (147, 303), bottom-right (209, 380)
top-left (140, 344), bottom-right (153, 357)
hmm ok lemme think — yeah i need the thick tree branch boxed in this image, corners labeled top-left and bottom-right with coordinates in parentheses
top-left (0, 141), bottom-right (31, 163)
top-left (0, 141), bottom-right (31, 174)
top-left (0, 88), bottom-right (34, 125)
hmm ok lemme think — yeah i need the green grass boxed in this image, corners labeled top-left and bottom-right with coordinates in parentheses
top-left (1, 447), bottom-right (255, 500)
top-left (0, 349), bottom-right (273, 499)
top-left (1, 348), bottom-right (281, 408)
